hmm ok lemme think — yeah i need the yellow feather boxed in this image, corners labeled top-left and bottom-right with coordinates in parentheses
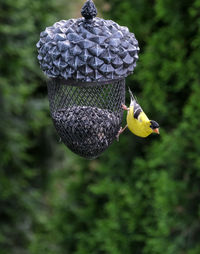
top-left (127, 106), bottom-right (153, 138)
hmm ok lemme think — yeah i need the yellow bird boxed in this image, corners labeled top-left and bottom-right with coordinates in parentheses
top-left (117, 88), bottom-right (159, 139)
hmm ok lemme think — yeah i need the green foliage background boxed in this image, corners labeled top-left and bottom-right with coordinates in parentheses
top-left (1, 0), bottom-right (200, 253)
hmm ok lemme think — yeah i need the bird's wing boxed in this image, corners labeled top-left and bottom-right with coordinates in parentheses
top-left (133, 100), bottom-right (143, 120)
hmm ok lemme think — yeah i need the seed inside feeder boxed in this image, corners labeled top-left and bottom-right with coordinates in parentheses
top-left (52, 106), bottom-right (121, 159)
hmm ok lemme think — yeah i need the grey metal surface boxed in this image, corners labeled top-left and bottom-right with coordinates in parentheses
top-left (37, 0), bottom-right (139, 83)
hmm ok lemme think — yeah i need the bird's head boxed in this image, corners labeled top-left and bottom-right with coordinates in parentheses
top-left (149, 120), bottom-right (160, 134)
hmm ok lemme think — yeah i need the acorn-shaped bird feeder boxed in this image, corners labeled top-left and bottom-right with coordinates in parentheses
top-left (36, 0), bottom-right (139, 159)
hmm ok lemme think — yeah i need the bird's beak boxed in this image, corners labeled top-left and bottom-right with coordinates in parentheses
top-left (153, 128), bottom-right (160, 134)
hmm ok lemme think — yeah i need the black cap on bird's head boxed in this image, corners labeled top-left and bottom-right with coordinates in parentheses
top-left (150, 120), bottom-right (160, 134)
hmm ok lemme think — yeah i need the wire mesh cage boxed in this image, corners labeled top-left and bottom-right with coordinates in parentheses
top-left (48, 78), bottom-right (125, 159)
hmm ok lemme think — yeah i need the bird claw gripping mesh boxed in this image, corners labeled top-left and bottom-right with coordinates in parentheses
top-left (37, 0), bottom-right (139, 159)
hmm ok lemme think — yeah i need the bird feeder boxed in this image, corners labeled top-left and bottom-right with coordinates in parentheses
top-left (36, 0), bottom-right (139, 159)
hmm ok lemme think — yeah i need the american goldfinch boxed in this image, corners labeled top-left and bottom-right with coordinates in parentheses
top-left (117, 88), bottom-right (159, 139)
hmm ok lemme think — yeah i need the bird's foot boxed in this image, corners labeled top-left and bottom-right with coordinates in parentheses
top-left (116, 127), bottom-right (123, 142)
top-left (116, 125), bottom-right (128, 141)
top-left (122, 104), bottom-right (129, 111)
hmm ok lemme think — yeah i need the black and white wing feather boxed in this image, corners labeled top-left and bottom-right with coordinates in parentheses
top-left (128, 88), bottom-right (143, 120)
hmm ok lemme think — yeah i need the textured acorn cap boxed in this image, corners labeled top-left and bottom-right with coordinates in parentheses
top-left (36, 0), bottom-right (140, 83)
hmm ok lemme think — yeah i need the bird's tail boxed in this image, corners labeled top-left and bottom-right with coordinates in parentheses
top-left (128, 87), bottom-right (136, 106)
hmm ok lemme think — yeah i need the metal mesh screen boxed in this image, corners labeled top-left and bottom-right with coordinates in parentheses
top-left (47, 78), bottom-right (125, 159)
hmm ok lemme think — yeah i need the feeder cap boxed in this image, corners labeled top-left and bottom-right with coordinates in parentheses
top-left (36, 0), bottom-right (140, 83)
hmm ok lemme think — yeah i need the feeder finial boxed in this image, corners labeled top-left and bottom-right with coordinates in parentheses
top-left (81, 0), bottom-right (97, 20)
